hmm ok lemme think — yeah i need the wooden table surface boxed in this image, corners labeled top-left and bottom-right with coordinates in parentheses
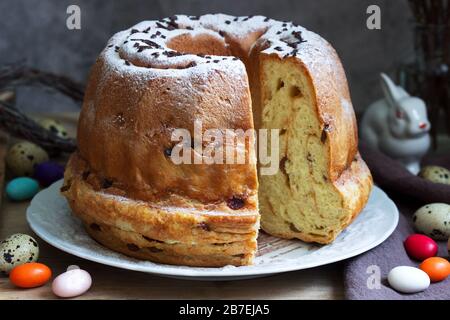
top-left (0, 113), bottom-right (344, 300)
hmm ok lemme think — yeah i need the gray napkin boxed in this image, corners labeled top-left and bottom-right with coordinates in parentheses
top-left (344, 144), bottom-right (450, 300)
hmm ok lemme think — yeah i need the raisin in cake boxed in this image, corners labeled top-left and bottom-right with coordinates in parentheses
top-left (62, 14), bottom-right (373, 267)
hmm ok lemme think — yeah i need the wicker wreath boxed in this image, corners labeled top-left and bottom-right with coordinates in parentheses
top-left (0, 63), bottom-right (83, 154)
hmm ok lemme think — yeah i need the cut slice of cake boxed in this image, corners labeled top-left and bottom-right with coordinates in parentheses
top-left (252, 31), bottom-right (373, 244)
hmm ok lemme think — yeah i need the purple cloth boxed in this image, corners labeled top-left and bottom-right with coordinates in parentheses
top-left (344, 144), bottom-right (450, 300)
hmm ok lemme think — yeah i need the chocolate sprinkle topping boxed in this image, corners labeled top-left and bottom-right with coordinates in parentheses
top-left (156, 22), bottom-right (167, 29)
top-left (137, 46), bottom-right (151, 52)
top-left (131, 38), bottom-right (161, 48)
top-left (163, 51), bottom-right (182, 57)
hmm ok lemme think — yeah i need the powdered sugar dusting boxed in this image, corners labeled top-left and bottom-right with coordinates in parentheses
top-left (99, 14), bottom-right (334, 89)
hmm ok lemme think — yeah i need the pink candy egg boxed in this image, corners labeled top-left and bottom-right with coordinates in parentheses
top-left (52, 265), bottom-right (92, 298)
top-left (404, 234), bottom-right (438, 261)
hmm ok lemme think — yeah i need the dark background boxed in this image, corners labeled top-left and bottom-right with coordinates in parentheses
top-left (0, 0), bottom-right (414, 115)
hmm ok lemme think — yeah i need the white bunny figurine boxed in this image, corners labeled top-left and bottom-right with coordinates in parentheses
top-left (360, 73), bottom-right (431, 174)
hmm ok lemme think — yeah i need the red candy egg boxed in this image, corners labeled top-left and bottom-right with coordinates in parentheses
top-left (404, 234), bottom-right (438, 261)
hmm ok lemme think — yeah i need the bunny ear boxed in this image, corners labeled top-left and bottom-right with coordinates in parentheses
top-left (380, 73), bottom-right (408, 107)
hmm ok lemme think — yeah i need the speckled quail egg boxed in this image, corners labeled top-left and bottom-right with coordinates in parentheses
top-left (37, 118), bottom-right (68, 139)
top-left (413, 203), bottom-right (450, 241)
top-left (0, 233), bottom-right (39, 274)
top-left (6, 141), bottom-right (49, 177)
top-left (418, 166), bottom-right (450, 185)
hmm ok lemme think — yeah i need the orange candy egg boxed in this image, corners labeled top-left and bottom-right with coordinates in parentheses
top-left (419, 257), bottom-right (450, 282)
top-left (9, 262), bottom-right (52, 288)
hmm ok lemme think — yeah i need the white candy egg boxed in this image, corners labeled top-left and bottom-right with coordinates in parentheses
top-left (388, 266), bottom-right (430, 293)
top-left (413, 203), bottom-right (450, 240)
top-left (52, 266), bottom-right (92, 298)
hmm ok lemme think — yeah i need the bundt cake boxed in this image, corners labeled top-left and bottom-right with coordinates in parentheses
top-left (62, 14), bottom-right (373, 267)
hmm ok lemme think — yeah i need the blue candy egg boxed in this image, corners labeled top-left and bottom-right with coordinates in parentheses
top-left (33, 161), bottom-right (65, 187)
top-left (6, 177), bottom-right (40, 201)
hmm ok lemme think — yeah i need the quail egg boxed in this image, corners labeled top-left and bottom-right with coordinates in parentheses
top-left (6, 141), bottom-right (49, 177)
top-left (37, 118), bottom-right (68, 139)
top-left (413, 203), bottom-right (450, 240)
top-left (0, 233), bottom-right (39, 274)
top-left (418, 166), bottom-right (450, 185)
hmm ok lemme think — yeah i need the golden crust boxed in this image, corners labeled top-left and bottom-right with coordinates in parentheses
top-left (78, 48), bottom-right (258, 205)
top-left (62, 153), bottom-right (259, 266)
top-left (84, 225), bottom-right (253, 267)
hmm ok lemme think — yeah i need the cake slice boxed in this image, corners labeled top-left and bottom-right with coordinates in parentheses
top-left (252, 32), bottom-right (373, 244)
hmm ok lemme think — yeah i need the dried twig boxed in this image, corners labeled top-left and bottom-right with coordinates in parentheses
top-left (0, 63), bottom-right (84, 102)
top-left (0, 100), bottom-right (77, 154)
top-left (407, 0), bottom-right (450, 146)
top-left (0, 62), bottom-right (83, 154)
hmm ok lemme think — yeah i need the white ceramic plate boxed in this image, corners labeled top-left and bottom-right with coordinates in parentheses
top-left (27, 180), bottom-right (398, 280)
